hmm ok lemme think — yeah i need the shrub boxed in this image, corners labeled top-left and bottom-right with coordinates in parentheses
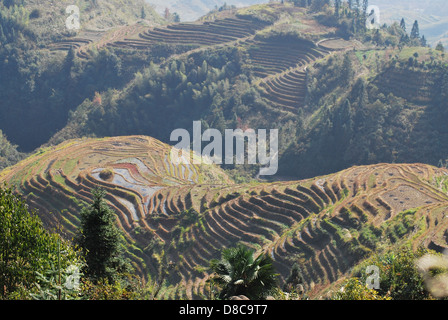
top-left (29, 9), bottom-right (41, 19)
top-left (99, 168), bottom-right (114, 181)
top-left (0, 184), bottom-right (81, 299)
top-left (332, 278), bottom-right (391, 300)
top-left (354, 246), bottom-right (433, 300)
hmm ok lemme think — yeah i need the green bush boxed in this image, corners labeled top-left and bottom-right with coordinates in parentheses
top-left (353, 246), bottom-right (433, 300)
top-left (332, 278), bottom-right (391, 300)
top-left (0, 184), bottom-right (81, 299)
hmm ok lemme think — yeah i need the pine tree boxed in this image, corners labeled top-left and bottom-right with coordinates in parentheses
top-left (362, 0), bottom-right (368, 12)
top-left (164, 7), bottom-right (170, 20)
top-left (334, 0), bottom-right (341, 17)
top-left (400, 18), bottom-right (406, 32)
top-left (172, 12), bottom-right (180, 22)
top-left (341, 53), bottom-right (354, 85)
top-left (0, 24), bottom-right (6, 44)
top-left (410, 20), bottom-right (420, 39)
top-left (63, 46), bottom-right (76, 76)
top-left (76, 188), bottom-right (130, 283)
top-left (284, 263), bottom-right (306, 294)
top-left (353, 78), bottom-right (368, 130)
top-left (355, 0), bottom-right (360, 15)
top-left (421, 35), bottom-right (427, 47)
top-left (362, 0), bottom-right (368, 19)
top-left (333, 99), bottom-right (354, 144)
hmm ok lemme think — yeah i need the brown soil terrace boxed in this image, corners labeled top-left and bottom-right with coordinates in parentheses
top-left (1, 135), bottom-right (448, 299)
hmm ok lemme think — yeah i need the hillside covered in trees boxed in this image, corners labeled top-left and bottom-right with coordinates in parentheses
top-left (2, 0), bottom-right (448, 302)
top-left (1, 0), bottom-right (447, 181)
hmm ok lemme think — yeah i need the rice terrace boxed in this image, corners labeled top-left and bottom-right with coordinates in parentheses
top-left (2, 135), bottom-right (448, 299)
top-left (2, 0), bottom-right (448, 303)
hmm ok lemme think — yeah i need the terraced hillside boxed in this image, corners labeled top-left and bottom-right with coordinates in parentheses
top-left (149, 162), bottom-right (448, 299)
top-left (250, 37), bottom-right (359, 112)
top-left (2, 136), bottom-right (448, 299)
top-left (259, 69), bottom-right (308, 113)
top-left (0, 136), bottom-right (232, 279)
top-left (46, 3), bottom-right (359, 116)
top-left (247, 38), bottom-right (327, 78)
top-left (21, 0), bottom-right (162, 43)
top-left (109, 17), bottom-right (271, 49)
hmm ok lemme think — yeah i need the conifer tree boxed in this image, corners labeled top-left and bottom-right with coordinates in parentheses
top-left (76, 188), bottom-right (130, 283)
top-left (348, 0), bottom-right (353, 9)
top-left (400, 18), bottom-right (406, 32)
top-left (334, 0), bottom-right (341, 17)
top-left (421, 35), bottom-right (427, 47)
top-left (63, 46), bottom-right (76, 76)
top-left (341, 53), bottom-right (354, 85)
top-left (0, 24), bottom-right (6, 44)
top-left (411, 20), bottom-right (420, 39)
top-left (436, 42), bottom-right (445, 52)
top-left (362, 0), bottom-right (368, 20)
top-left (355, 0), bottom-right (360, 15)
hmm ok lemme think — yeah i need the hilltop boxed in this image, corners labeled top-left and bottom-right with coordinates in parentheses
top-left (1, 135), bottom-right (448, 298)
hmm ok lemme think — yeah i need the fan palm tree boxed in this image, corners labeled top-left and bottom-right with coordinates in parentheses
top-left (209, 245), bottom-right (279, 300)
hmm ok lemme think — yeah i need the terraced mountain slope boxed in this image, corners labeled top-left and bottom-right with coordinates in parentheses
top-left (48, 3), bottom-right (357, 115)
top-left (0, 135), bottom-right (232, 279)
top-left (2, 136), bottom-right (448, 299)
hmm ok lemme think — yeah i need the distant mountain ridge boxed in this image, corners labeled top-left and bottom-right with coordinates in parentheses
top-left (146, 0), bottom-right (267, 21)
top-left (146, 0), bottom-right (448, 46)
top-left (371, 0), bottom-right (448, 46)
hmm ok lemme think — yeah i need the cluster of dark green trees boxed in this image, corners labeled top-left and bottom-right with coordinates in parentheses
top-left (292, 0), bottom-right (428, 48)
top-left (49, 46), bottom-right (264, 148)
top-left (398, 18), bottom-right (427, 47)
top-left (281, 46), bottom-right (448, 178)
